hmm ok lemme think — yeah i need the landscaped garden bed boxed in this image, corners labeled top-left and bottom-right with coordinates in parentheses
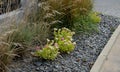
top-left (0, 0), bottom-right (120, 72)
top-left (8, 14), bottom-right (120, 72)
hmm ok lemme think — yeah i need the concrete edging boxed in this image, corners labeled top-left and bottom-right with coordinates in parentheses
top-left (90, 25), bottom-right (120, 72)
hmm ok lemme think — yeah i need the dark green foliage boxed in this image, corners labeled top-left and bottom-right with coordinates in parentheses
top-left (74, 12), bottom-right (101, 33)
top-left (47, 0), bottom-right (94, 30)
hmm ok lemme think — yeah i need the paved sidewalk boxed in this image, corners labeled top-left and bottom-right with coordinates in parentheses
top-left (94, 0), bottom-right (120, 18)
top-left (91, 0), bottom-right (120, 72)
top-left (100, 31), bottom-right (120, 72)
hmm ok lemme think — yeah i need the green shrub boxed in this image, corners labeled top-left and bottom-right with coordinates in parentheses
top-left (42, 0), bottom-right (101, 33)
top-left (46, 0), bottom-right (93, 29)
top-left (54, 28), bottom-right (76, 53)
top-left (74, 12), bottom-right (101, 33)
top-left (89, 12), bottom-right (101, 24)
top-left (35, 39), bottom-right (59, 60)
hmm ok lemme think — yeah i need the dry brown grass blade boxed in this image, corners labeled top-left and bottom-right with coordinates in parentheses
top-left (0, 41), bottom-right (15, 72)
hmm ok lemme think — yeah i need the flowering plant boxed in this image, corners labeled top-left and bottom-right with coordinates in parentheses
top-left (34, 27), bottom-right (76, 60)
top-left (54, 27), bottom-right (76, 53)
top-left (35, 39), bottom-right (59, 60)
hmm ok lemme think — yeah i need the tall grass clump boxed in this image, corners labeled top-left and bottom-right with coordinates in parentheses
top-left (74, 12), bottom-right (101, 33)
top-left (47, 0), bottom-right (93, 27)
top-left (27, 1), bottom-right (57, 45)
top-left (0, 0), bottom-right (52, 71)
top-left (0, 42), bottom-right (13, 72)
top-left (4, 24), bottom-right (34, 57)
top-left (5, 21), bottom-right (50, 56)
top-left (0, 16), bottom-right (51, 72)
top-left (45, 0), bottom-right (100, 33)
top-left (0, 31), bottom-right (15, 72)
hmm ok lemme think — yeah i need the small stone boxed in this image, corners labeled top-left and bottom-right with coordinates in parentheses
top-left (76, 58), bottom-right (80, 62)
top-left (33, 62), bottom-right (42, 66)
top-left (36, 67), bottom-right (40, 71)
top-left (53, 69), bottom-right (58, 72)
top-left (55, 65), bottom-right (59, 68)
top-left (40, 67), bottom-right (44, 71)
top-left (82, 58), bottom-right (87, 62)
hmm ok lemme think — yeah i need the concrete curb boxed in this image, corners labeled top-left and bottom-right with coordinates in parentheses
top-left (90, 25), bottom-right (120, 72)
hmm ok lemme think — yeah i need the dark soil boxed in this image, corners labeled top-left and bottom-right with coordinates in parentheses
top-left (8, 14), bottom-right (120, 72)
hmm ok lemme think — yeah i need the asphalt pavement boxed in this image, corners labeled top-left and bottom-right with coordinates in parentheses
top-left (94, 0), bottom-right (120, 17)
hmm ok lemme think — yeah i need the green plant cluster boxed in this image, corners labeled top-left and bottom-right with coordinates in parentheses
top-left (6, 25), bottom-right (34, 56)
top-left (54, 27), bottom-right (76, 53)
top-left (74, 12), bottom-right (101, 33)
top-left (0, 21), bottom-right (52, 72)
top-left (35, 40), bottom-right (59, 60)
top-left (35, 28), bottom-right (76, 60)
top-left (0, 0), bottom-right (102, 71)
top-left (40, 0), bottom-right (101, 33)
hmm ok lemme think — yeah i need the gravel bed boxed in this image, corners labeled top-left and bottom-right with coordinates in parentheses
top-left (9, 14), bottom-right (120, 72)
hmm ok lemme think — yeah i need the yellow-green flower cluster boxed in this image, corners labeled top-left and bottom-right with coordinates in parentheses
top-left (54, 27), bottom-right (76, 53)
top-left (35, 27), bottom-right (76, 60)
top-left (35, 40), bottom-right (59, 60)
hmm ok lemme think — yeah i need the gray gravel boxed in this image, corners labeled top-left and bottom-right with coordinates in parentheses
top-left (9, 14), bottom-right (120, 72)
